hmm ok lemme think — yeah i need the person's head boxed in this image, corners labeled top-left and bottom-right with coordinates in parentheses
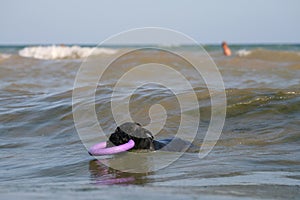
top-left (222, 41), bottom-right (228, 47)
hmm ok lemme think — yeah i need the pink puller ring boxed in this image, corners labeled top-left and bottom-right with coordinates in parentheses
top-left (88, 139), bottom-right (135, 156)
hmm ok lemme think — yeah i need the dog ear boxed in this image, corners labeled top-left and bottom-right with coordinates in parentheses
top-left (132, 136), bottom-right (153, 150)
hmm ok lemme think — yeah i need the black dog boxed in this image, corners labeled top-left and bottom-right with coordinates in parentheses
top-left (106, 122), bottom-right (195, 152)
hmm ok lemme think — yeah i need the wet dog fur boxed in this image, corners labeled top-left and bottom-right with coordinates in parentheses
top-left (107, 122), bottom-right (194, 152)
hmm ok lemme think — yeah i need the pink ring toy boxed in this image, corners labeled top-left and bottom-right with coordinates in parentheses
top-left (88, 140), bottom-right (135, 156)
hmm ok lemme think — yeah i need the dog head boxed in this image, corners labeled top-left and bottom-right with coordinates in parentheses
top-left (107, 122), bottom-right (155, 150)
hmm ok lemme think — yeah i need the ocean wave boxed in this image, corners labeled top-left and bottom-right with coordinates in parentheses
top-left (226, 88), bottom-right (300, 117)
top-left (0, 53), bottom-right (11, 60)
top-left (236, 49), bottom-right (252, 56)
top-left (237, 48), bottom-right (300, 62)
top-left (18, 45), bottom-right (118, 60)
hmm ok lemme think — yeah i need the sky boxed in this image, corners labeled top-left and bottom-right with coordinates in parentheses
top-left (0, 0), bottom-right (299, 44)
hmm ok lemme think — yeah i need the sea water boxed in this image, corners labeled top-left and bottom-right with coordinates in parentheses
top-left (0, 44), bottom-right (300, 199)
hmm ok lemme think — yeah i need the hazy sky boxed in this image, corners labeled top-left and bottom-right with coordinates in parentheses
top-left (1, 0), bottom-right (299, 44)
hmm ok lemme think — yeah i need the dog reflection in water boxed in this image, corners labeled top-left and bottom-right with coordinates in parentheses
top-left (89, 159), bottom-right (150, 185)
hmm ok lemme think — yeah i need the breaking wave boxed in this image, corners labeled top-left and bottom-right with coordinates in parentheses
top-left (0, 53), bottom-right (11, 61)
top-left (18, 45), bottom-right (118, 60)
top-left (237, 48), bottom-right (300, 62)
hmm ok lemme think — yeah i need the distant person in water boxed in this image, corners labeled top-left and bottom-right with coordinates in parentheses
top-left (221, 41), bottom-right (232, 56)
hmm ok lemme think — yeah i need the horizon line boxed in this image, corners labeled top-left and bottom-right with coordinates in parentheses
top-left (0, 42), bottom-right (300, 46)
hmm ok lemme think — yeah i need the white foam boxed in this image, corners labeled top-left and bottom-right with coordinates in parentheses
top-left (18, 45), bottom-right (118, 60)
top-left (0, 53), bottom-right (11, 60)
top-left (236, 49), bottom-right (252, 57)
